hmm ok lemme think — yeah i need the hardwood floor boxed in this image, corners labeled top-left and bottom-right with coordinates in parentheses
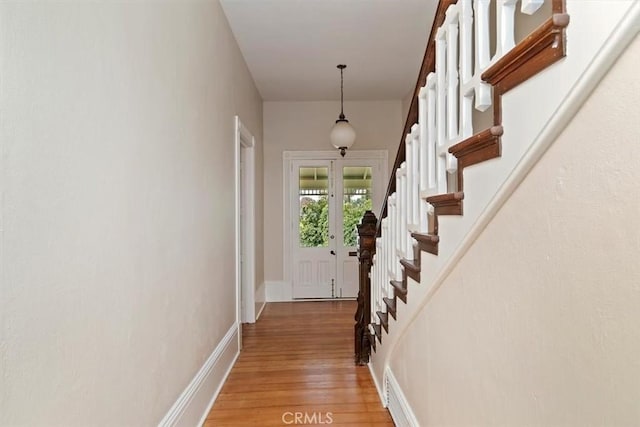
top-left (204, 301), bottom-right (393, 426)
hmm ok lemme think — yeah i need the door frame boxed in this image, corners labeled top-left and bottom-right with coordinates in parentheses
top-left (283, 150), bottom-right (388, 299)
top-left (235, 116), bottom-right (256, 333)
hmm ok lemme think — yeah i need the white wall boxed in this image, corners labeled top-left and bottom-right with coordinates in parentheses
top-left (390, 33), bottom-right (640, 426)
top-left (263, 100), bottom-right (402, 284)
top-left (0, 1), bottom-right (262, 425)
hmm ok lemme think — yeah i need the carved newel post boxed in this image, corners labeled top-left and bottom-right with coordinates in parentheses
top-left (354, 210), bottom-right (377, 365)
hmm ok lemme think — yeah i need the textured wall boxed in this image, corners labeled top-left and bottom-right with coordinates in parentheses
top-left (0, 1), bottom-right (262, 425)
top-left (391, 33), bottom-right (640, 426)
top-left (262, 100), bottom-right (403, 283)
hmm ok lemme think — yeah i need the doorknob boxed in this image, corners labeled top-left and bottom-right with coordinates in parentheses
top-left (330, 250), bottom-right (336, 255)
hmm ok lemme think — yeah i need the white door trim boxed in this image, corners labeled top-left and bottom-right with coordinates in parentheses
top-left (283, 150), bottom-right (388, 298)
top-left (235, 117), bottom-right (256, 333)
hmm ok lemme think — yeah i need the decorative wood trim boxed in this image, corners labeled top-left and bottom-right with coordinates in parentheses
top-left (355, 211), bottom-right (377, 365)
top-left (412, 232), bottom-right (439, 255)
top-left (400, 258), bottom-right (421, 283)
top-left (425, 192), bottom-right (465, 216)
top-left (383, 297), bottom-right (397, 320)
top-left (482, 14), bottom-right (570, 95)
top-left (449, 126), bottom-right (503, 189)
top-left (391, 280), bottom-right (407, 304)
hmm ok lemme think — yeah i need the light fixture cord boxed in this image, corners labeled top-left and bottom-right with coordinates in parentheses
top-left (340, 67), bottom-right (345, 120)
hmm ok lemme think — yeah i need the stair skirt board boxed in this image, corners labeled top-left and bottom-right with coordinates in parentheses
top-left (386, 368), bottom-right (420, 427)
top-left (158, 324), bottom-right (240, 427)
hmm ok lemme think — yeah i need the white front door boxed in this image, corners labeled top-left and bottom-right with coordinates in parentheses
top-left (290, 157), bottom-right (383, 299)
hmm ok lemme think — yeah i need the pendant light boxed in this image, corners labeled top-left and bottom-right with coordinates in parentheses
top-left (330, 64), bottom-right (356, 157)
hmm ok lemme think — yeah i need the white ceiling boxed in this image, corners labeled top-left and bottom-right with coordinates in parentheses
top-left (219, 0), bottom-right (437, 101)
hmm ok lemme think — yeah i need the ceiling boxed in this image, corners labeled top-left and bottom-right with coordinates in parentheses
top-left (219, 0), bottom-right (437, 101)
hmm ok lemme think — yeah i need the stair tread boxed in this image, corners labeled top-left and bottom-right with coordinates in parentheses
top-left (376, 311), bottom-right (389, 332)
top-left (400, 257), bottom-right (420, 271)
top-left (449, 126), bottom-right (503, 157)
top-left (371, 323), bottom-right (382, 345)
top-left (412, 232), bottom-right (439, 255)
top-left (400, 257), bottom-right (421, 283)
top-left (425, 191), bottom-right (464, 205)
top-left (390, 280), bottom-right (407, 304)
top-left (383, 297), bottom-right (397, 319)
top-left (425, 191), bottom-right (464, 216)
top-left (390, 280), bottom-right (406, 294)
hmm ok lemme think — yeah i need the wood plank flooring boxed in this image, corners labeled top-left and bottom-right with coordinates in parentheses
top-left (204, 301), bottom-right (393, 426)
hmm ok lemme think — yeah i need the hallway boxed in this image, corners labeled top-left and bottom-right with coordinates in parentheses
top-left (204, 301), bottom-right (393, 426)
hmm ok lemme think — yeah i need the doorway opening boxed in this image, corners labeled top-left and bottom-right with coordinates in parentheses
top-left (283, 151), bottom-right (387, 300)
top-left (235, 116), bottom-right (256, 332)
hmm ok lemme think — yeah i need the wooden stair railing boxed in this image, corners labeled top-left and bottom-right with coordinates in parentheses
top-left (355, 0), bottom-right (569, 365)
top-left (354, 211), bottom-right (377, 365)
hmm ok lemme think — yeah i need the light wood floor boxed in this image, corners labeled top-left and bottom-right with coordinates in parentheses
top-left (204, 300), bottom-right (394, 426)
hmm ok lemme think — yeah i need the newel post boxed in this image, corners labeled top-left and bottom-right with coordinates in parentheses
top-left (354, 210), bottom-right (377, 365)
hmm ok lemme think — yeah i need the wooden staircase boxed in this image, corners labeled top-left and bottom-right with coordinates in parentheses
top-left (355, 0), bottom-right (570, 365)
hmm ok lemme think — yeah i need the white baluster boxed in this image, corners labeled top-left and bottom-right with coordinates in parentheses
top-left (405, 134), bottom-right (413, 232)
top-left (376, 238), bottom-right (381, 309)
top-left (473, 0), bottom-right (493, 111)
top-left (411, 125), bottom-right (420, 227)
top-left (426, 74), bottom-right (438, 194)
top-left (418, 86), bottom-right (430, 233)
top-left (399, 163), bottom-right (407, 259)
top-left (496, 0), bottom-right (517, 59)
top-left (460, 0), bottom-right (474, 85)
top-left (403, 161), bottom-right (413, 257)
top-left (395, 169), bottom-right (402, 258)
top-left (459, 0), bottom-right (475, 138)
top-left (371, 251), bottom-right (377, 320)
top-left (388, 195), bottom-right (396, 285)
top-left (474, 0), bottom-right (491, 71)
top-left (392, 193), bottom-right (402, 281)
top-left (383, 217), bottom-right (388, 305)
top-left (446, 11), bottom-right (459, 142)
top-left (435, 31), bottom-right (448, 194)
top-left (521, 0), bottom-right (544, 15)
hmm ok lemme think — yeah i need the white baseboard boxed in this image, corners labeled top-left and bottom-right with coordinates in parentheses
top-left (265, 280), bottom-right (292, 302)
top-left (255, 301), bottom-right (266, 321)
top-left (385, 368), bottom-right (419, 427)
top-left (368, 362), bottom-right (387, 407)
top-left (255, 282), bottom-right (266, 320)
top-left (158, 324), bottom-right (240, 427)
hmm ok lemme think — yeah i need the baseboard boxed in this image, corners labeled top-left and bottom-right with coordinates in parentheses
top-left (385, 368), bottom-right (419, 427)
top-left (265, 280), bottom-right (292, 302)
top-left (255, 282), bottom-right (266, 320)
top-left (368, 362), bottom-right (387, 408)
top-left (158, 324), bottom-right (240, 427)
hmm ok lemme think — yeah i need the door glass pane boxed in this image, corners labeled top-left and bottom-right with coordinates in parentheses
top-left (343, 166), bottom-right (373, 246)
top-left (299, 166), bottom-right (329, 247)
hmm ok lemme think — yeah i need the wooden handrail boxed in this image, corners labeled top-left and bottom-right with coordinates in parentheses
top-left (377, 0), bottom-right (458, 235)
top-left (358, 0), bottom-right (569, 362)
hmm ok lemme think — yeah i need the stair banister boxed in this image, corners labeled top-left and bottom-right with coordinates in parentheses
top-left (356, 0), bottom-right (568, 365)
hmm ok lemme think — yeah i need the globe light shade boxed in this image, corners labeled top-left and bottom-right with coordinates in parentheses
top-left (330, 120), bottom-right (356, 156)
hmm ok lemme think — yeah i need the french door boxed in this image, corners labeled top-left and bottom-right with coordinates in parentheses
top-left (290, 156), bottom-right (383, 299)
